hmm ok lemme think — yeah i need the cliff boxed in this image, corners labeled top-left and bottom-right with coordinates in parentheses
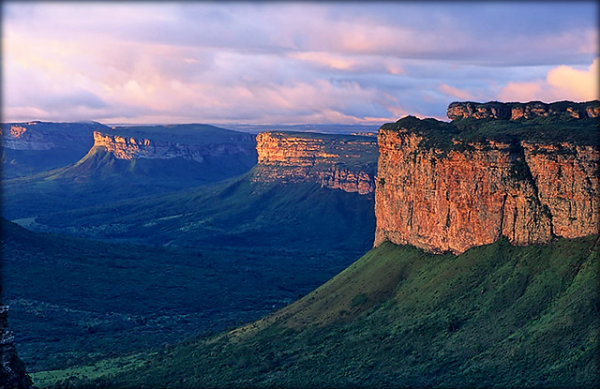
top-left (91, 125), bottom-right (256, 162)
top-left (375, 101), bottom-right (599, 254)
top-left (251, 132), bottom-right (378, 194)
top-left (0, 305), bottom-right (32, 389)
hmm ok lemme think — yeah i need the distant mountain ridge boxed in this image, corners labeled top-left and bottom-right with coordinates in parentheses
top-left (2, 124), bottom-right (258, 220)
top-left (447, 100), bottom-right (600, 120)
top-left (1, 121), bottom-right (108, 178)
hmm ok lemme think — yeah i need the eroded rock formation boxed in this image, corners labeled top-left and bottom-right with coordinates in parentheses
top-left (252, 132), bottom-right (378, 194)
top-left (92, 129), bottom-right (256, 162)
top-left (375, 102), bottom-right (599, 254)
top-left (447, 100), bottom-right (600, 121)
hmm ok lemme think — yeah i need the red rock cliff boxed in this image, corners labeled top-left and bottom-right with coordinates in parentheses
top-left (252, 132), bottom-right (378, 194)
top-left (375, 104), bottom-right (599, 254)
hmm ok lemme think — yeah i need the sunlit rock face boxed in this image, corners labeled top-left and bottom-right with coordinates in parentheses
top-left (92, 129), bottom-right (256, 162)
top-left (447, 100), bottom-right (600, 121)
top-left (252, 132), bottom-right (378, 194)
top-left (375, 102), bottom-right (599, 254)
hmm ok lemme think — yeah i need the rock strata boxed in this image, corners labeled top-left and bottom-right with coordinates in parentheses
top-left (252, 132), bottom-right (378, 194)
top-left (375, 103), bottom-right (599, 254)
top-left (92, 128), bottom-right (256, 162)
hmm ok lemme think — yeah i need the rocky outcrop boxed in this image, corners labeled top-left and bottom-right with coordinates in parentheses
top-left (91, 127), bottom-right (256, 162)
top-left (375, 105), bottom-right (599, 254)
top-left (252, 132), bottom-right (378, 194)
top-left (0, 306), bottom-right (32, 389)
top-left (447, 100), bottom-right (600, 121)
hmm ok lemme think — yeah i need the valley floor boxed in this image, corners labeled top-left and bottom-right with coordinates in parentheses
top-left (29, 236), bottom-right (600, 388)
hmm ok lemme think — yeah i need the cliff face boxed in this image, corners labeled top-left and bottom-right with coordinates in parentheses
top-left (91, 128), bottom-right (256, 162)
top-left (0, 306), bottom-right (32, 389)
top-left (375, 101), bottom-right (599, 254)
top-left (252, 132), bottom-right (378, 194)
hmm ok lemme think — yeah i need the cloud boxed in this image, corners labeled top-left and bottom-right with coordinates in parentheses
top-left (438, 84), bottom-right (474, 100)
top-left (2, 2), bottom-right (598, 124)
top-left (498, 58), bottom-right (599, 102)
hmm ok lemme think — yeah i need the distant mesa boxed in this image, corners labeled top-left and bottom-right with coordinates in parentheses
top-left (252, 131), bottom-right (378, 194)
top-left (0, 121), bottom-right (105, 151)
top-left (92, 125), bottom-right (256, 162)
top-left (447, 100), bottom-right (600, 120)
top-left (350, 132), bottom-right (377, 137)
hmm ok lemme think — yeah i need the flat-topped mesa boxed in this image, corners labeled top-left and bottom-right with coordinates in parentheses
top-left (448, 100), bottom-right (600, 121)
top-left (252, 131), bottom-right (378, 194)
top-left (375, 102), bottom-right (599, 254)
top-left (91, 125), bottom-right (256, 162)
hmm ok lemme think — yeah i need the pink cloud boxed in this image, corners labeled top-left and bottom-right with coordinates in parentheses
top-left (438, 84), bottom-right (474, 100)
top-left (498, 58), bottom-right (599, 102)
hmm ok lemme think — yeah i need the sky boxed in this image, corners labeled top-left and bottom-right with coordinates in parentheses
top-left (2, 1), bottom-right (598, 125)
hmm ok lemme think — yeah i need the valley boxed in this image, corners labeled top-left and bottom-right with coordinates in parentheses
top-left (1, 99), bottom-right (598, 388)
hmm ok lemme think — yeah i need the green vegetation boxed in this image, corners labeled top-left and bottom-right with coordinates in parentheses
top-left (383, 115), bottom-right (599, 151)
top-left (1, 218), bottom-right (363, 374)
top-left (50, 236), bottom-right (598, 388)
top-left (31, 173), bottom-right (376, 251)
top-left (2, 145), bottom-right (257, 220)
top-left (1, 148), bottom-right (89, 179)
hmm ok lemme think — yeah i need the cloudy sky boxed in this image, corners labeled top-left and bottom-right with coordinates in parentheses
top-left (2, 1), bottom-right (598, 125)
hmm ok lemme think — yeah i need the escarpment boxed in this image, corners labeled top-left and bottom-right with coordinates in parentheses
top-left (375, 101), bottom-right (599, 254)
top-left (252, 132), bottom-right (378, 194)
top-left (92, 127), bottom-right (256, 162)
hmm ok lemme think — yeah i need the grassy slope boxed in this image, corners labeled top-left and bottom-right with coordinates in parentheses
top-left (32, 172), bottom-right (376, 252)
top-left (1, 219), bottom-right (361, 374)
top-left (57, 236), bottom-right (600, 388)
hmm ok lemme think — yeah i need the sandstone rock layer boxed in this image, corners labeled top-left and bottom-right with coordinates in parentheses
top-left (375, 112), bottom-right (599, 254)
top-left (92, 130), bottom-right (255, 162)
top-left (252, 132), bottom-right (378, 194)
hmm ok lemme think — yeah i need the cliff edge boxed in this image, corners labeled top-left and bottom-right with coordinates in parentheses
top-left (252, 132), bottom-right (378, 194)
top-left (375, 101), bottom-right (599, 254)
